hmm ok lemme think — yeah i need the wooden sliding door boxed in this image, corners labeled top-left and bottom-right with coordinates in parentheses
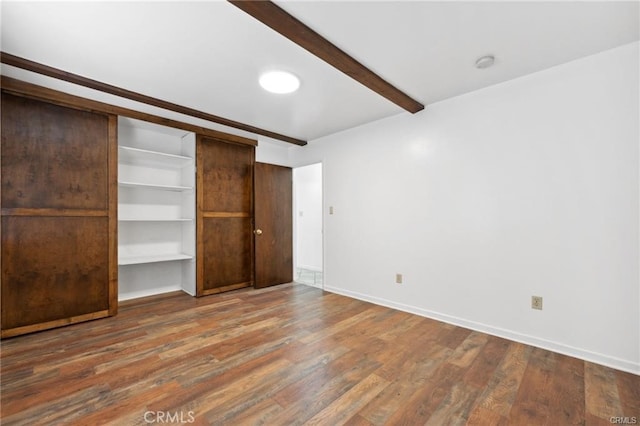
top-left (1, 93), bottom-right (117, 337)
top-left (197, 137), bottom-right (254, 296)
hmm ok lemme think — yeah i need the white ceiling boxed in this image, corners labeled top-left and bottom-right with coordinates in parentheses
top-left (1, 1), bottom-right (639, 145)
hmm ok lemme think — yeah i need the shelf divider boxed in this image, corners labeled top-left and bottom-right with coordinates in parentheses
top-left (118, 253), bottom-right (194, 266)
top-left (118, 181), bottom-right (193, 192)
top-left (118, 218), bottom-right (193, 222)
top-left (119, 146), bottom-right (192, 168)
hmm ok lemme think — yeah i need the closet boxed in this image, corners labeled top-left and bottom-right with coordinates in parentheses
top-left (1, 93), bottom-right (117, 338)
top-left (1, 77), bottom-right (289, 338)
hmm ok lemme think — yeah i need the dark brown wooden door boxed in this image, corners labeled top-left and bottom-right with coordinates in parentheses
top-left (254, 162), bottom-right (293, 288)
top-left (1, 93), bottom-right (117, 337)
top-left (196, 137), bottom-right (255, 296)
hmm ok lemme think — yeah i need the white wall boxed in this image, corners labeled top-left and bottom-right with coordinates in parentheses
top-left (289, 42), bottom-right (640, 374)
top-left (255, 140), bottom-right (292, 167)
top-left (294, 163), bottom-right (323, 271)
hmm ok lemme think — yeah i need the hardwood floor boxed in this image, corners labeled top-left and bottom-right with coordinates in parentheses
top-left (1, 283), bottom-right (638, 425)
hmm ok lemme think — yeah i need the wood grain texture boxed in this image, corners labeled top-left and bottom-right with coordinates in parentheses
top-left (202, 211), bottom-right (251, 218)
top-left (476, 342), bottom-right (532, 416)
top-left (197, 136), bottom-right (255, 295)
top-left (1, 283), bottom-right (637, 425)
top-left (201, 218), bottom-right (253, 288)
top-left (1, 94), bottom-right (117, 337)
top-left (1, 93), bottom-right (108, 210)
top-left (254, 162), bottom-right (293, 288)
top-left (547, 353), bottom-right (585, 425)
top-left (107, 114), bottom-right (118, 316)
top-left (199, 138), bottom-right (254, 213)
top-left (0, 208), bottom-right (108, 217)
top-left (1, 216), bottom-right (110, 329)
top-left (0, 310), bottom-right (110, 339)
top-left (585, 362), bottom-right (624, 419)
top-left (228, 0), bottom-right (424, 114)
top-left (0, 53), bottom-right (305, 146)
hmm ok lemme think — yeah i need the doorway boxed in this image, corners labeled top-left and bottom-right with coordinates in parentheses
top-left (293, 163), bottom-right (323, 288)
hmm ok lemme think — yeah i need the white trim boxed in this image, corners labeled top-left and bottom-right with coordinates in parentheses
top-left (118, 285), bottom-right (182, 302)
top-left (297, 281), bottom-right (323, 289)
top-left (324, 285), bottom-right (640, 375)
top-left (297, 264), bottom-right (322, 272)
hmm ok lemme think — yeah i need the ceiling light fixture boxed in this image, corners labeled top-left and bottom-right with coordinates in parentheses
top-left (259, 70), bottom-right (300, 94)
top-left (475, 55), bottom-right (495, 69)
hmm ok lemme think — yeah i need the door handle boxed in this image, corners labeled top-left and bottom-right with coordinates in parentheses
top-left (254, 229), bottom-right (263, 236)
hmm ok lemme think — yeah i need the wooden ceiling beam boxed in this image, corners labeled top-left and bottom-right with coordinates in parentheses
top-left (229, 0), bottom-right (424, 114)
top-left (1, 76), bottom-right (259, 147)
top-left (0, 52), bottom-right (307, 146)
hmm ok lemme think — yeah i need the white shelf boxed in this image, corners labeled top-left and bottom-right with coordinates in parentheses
top-left (117, 118), bottom-right (196, 297)
top-left (118, 253), bottom-right (194, 266)
top-left (119, 146), bottom-right (192, 168)
top-left (118, 181), bottom-right (193, 192)
top-left (119, 218), bottom-right (193, 222)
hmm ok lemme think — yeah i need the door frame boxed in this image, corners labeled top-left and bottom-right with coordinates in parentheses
top-left (292, 162), bottom-right (324, 289)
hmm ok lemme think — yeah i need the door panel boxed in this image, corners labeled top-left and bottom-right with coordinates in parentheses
top-left (197, 137), bottom-right (254, 296)
top-left (200, 140), bottom-right (253, 213)
top-left (1, 216), bottom-right (110, 329)
top-left (1, 94), bottom-right (109, 210)
top-left (1, 93), bottom-right (117, 337)
top-left (254, 163), bottom-right (293, 288)
top-left (201, 217), bottom-right (253, 292)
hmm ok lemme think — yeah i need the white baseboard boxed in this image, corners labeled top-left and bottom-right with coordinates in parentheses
top-left (118, 285), bottom-right (183, 302)
top-left (297, 281), bottom-right (323, 289)
top-left (324, 285), bottom-right (640, 376)
top-left (296, 264), bottom-right (323, 272)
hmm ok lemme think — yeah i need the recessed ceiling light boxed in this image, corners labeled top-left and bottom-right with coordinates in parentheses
top-left (259, 71), bottom-right (300, 94)
top-left (475, 55), bottom-right (495, 69)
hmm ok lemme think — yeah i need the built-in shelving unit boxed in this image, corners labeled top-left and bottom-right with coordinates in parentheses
top-left (118, 117), bottom-right (196, 301)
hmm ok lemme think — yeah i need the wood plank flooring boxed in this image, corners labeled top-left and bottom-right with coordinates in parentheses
top-left (1, 283), bottom-right (638, 425)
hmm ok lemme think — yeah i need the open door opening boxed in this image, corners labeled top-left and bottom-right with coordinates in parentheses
top-left (293, 163), bottom-right (323, 288)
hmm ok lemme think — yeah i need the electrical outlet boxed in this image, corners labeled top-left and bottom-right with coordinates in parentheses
top-left (396, 273), bottom-right (403, 284)
top-left (531, 296), bottom-right (543, 310)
